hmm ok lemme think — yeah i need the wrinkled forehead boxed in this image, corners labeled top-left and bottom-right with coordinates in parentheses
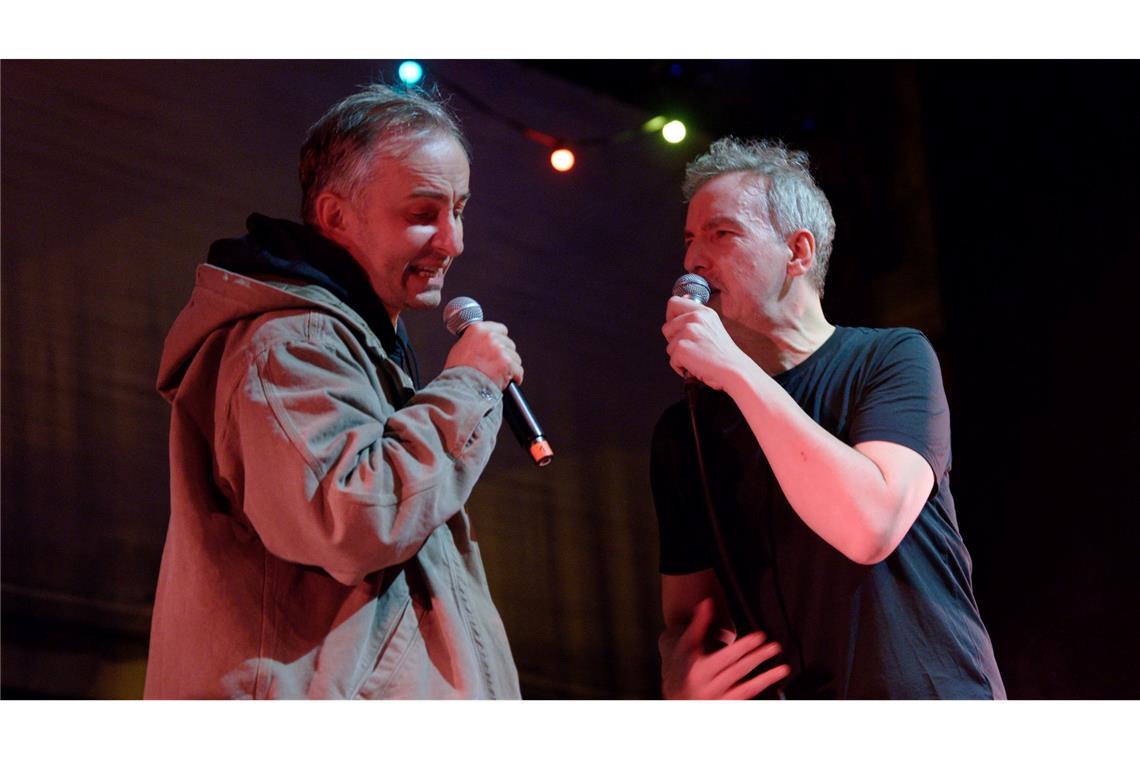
top-left (360, 133), bottom-right (470, 198)
top-left (687, 171), bottom-right (771, 223)
top-left (366, 125), bottom-right (469, 165)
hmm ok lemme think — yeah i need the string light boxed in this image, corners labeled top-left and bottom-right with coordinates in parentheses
top-left (550, 148), bottom-right (575, 172)
top-left (662, 120), bottom-right (687, 144)
top-left (417, 66), bottom-right (700, 172)
top-left (398, 61), bottom-right (424, 86)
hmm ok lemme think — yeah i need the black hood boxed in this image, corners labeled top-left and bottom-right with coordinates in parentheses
top-left (207, 214), bottom-right (421, 387)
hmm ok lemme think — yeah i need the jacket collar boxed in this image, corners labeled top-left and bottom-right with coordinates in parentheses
top-left (206, 213), bottom-right (420, 387)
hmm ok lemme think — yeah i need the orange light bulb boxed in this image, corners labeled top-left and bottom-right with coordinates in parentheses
top-left (550, 148), bottom-right (575, 172)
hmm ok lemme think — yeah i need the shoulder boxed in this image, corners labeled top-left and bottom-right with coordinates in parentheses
top-left (877, 326), bottom-right (935, 352)
top-left (836, 325), bottom-right (931, 351)
top-left (874, 327), bottom-right (941, 373)
top-left (835, 326), bottom-right (939, 371)
top-left (242, 308), bottom-right (370, 363)
top-left (209, 309), bottom-right (381, 407)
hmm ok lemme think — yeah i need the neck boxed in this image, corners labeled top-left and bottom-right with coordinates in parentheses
top-left (726, 288), bottom-right (834, 376)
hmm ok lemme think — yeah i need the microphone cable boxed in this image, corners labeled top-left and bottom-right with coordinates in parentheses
top-left (685, 383), bottom-right (802, 699)
top-left (672, 273), bottom-right (802, 696)
top-left (684, 382), bottom-right (760, 634)
top-left (673, 273), bottom-right (763, 636)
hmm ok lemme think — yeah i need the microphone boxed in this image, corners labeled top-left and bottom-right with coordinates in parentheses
top-left (671, 274), bottom-right (711, 385)
top-left (672, 273), bottom-right (711, 304)
top-left (443, 297), bottom-right (553, 468)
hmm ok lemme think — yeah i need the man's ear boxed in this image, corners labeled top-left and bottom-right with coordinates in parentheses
top-left (312, 191), bottom-right (356, 250)
top-left (786, 229), bottom-right (817, 279)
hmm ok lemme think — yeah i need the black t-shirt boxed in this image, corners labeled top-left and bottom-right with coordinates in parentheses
top-left (651, 326), bottom-right (1006, 698)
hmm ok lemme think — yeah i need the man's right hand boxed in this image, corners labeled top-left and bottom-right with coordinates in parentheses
top-left (660, 598), bottom-right (790, 699)
top-left (444, 321), bottom-right (524, 390)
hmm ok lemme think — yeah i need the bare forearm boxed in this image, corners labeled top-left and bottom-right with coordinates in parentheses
top-left (661, 297), bottom-right (927, 563)
top-left (722, 361), bottom-right (899, 564)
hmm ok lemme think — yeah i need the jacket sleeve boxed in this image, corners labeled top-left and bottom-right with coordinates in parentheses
top-left (223, 329), bottom-right (503, 586)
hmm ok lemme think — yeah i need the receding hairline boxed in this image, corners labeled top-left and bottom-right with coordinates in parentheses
top-left (344, 130), bottom-right (470, 198)
top-left (327, 135), bottom-right (470, 217)
top-left (685, 171), bottom-right (777, 227)
top-left (688, 167), bottom-right (771, 200)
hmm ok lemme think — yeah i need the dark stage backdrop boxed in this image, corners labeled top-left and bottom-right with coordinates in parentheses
top-left (2, 60), bottom-right (1137, 699)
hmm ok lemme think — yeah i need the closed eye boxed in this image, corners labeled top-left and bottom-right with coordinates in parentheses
top-left (407, 206), bottom-right (440, 223)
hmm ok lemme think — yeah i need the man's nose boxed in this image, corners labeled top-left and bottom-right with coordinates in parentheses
top-left (683, 244), bottom-right (707, 275)
top-left (434, 215), bottom-right (463, 256)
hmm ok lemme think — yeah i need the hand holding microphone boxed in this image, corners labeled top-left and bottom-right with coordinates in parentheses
top-left (669, 274), bottom-right (710, 387)
top-left (663, 274), bottom-right (746, 392)
top-left (444, 297), bottom-right (553, 467)
top-left (443, 313), bottom-right (523, 390)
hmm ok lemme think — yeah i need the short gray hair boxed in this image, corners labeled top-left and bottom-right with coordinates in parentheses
top-left (683, 137), bottom-right (836, 295)
top-left (299, 84), bottom-right (469, 224)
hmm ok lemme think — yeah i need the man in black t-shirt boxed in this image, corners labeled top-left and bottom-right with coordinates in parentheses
top-left (652, 138), bottom-right (1004, 699)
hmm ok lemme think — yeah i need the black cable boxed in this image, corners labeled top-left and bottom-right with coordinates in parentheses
top-left (684, 382), bottom-right (760, 633)
top-left (685, 382), bottom-right (804, 698)
top-left (764, 476), bottom-right (807, 685)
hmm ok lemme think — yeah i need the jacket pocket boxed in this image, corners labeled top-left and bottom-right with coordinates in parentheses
top-left (352, 570), bottom-right (424, 698)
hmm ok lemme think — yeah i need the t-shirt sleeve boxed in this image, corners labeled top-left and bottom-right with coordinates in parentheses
top-left (650, 403), bottom-right (717, 575)
top-left (847, 329), bottom-right (952, 481)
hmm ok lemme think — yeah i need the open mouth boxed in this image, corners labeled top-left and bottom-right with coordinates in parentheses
top-left (408, 262), bottom-right (448, 282)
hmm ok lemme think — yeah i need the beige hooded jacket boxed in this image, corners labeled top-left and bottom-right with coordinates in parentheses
top-left (145, 263), bottom-right (520, 698)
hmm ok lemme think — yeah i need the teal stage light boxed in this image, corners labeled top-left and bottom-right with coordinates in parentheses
top-left (398, 61), bottom-right (424, 86)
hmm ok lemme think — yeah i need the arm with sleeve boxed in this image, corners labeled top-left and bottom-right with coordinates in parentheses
top-left (724, 330), bottom-right (943, 564)
top-left (222, 325), bottom-right (502, 586)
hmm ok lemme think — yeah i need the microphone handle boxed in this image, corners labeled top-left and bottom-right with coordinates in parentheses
top-left (503, 381), bottom-right (553, 467)
top-left (680, 292), bottom-right (705, 386)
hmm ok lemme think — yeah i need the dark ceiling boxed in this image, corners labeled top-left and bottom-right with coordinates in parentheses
top-left (524, 59), bottom-right (867, 141)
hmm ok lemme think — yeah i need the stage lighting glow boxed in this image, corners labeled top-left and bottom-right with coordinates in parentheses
top-left (662, 120), bottom-right (687, 143)
top-left (550, 148), bottom-right (575, 172)
top-left (398, 61), bottom-right (424, 86)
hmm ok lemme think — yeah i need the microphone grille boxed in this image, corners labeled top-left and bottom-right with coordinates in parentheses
top-left (444, 296), bottom-right (484, 335)
top-left (672, 273), bottom-right (711, 305)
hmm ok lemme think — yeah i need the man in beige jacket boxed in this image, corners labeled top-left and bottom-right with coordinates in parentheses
top-left (145, 84), bottom-right (522, 698)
